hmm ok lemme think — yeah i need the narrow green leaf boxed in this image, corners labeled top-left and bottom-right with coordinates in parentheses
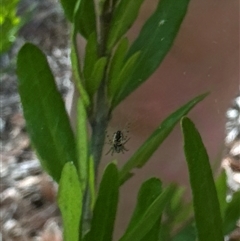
top-left (99, 0), bottom-right (111, 14)
top-left (215, 171), bottom-right (227, 218)
top-left (108, 37), bottom-right (129, 97)
top-left (88, 155), bottom-right (95, 210)
top-left (112, 0), bottom-right (190, 108)
top-left (71, 37), bottom-right (90, 108)
top-left (109, 51), bottom-right (140, 101)
top-left (107, 0), bottom-right (145, 50)
top-left (172, 222), bottom-right (196, 241)
top-left (159, 185), bottom-right (193, 240)
top-left (119, 185), bottom-right (175, 241)
top-left (60, 0), bottom-right (77, 22)
top-left (125, 178), bottom-right (162, 241)
top-left (167, 186), bottom-right (185, 216)
top-left (83, 32), bottom-right (98, 83)
top-left (77, 98), bottom-right (88, 192)
top-left (181, 117), bottom-right (224, 241)
top-left (17, 43), bottom-right (77, 182)
top-left (141, 222), bottom-right (160, 241)
top-left (165, 185), bottom-right (192, 224)
top-left (172, 201), bottom-right (193, 225)
top-left (87, 163), bottom-right (119, 241)
top-left (58, 162), bottom-right (82, 241)
top-left (86, 57), bottom-right (107, 97)
top-left (0, 0), bottom-right (21, 53)
top-left (74, 0), bottom-right (96, 39)
top-left (119, 93), bottom-right (208, 185)
top-left (82, 231), bottom-right (90, 241)
top-left (158, 222), bottom-right (172, 241)
top-left (223, 190), bottom-right (240, 235)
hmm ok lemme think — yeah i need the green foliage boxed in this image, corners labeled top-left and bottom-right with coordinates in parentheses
top-left (83, 32), bottom-right (98, 86)
top-left (74, 0), bottom-right (96, 39)
top-left (222, 190), bottom-right (240, 235)
top-left (119, 185), bottom-right (175, 241)
top-left (172, 223), bottom-right (196, 241)
top-left (58, 162), bottom-right (82, 241)
top-left (70, 36), bottom-right (90, 108)
top-left (181, 117), bottom-right (224, 241)
top-left (124, 178), bottom-right (162, 241)
top-left (108, 51), bottom-right (141, 102)
top-left (111, 0), bottom-right (190, 108)
top-left (119, 93), bottom-right (208, 185)
top-left (85, 57), bottom-right (107, 98)
top-left (86, 163), bottom-right (119, 241)
top-left (107, 0), bottom-right (145, 51)
top-left (0, 0), bottom-right (21, 53)
top-left (59, 0), bottom-right (77, 22)
top-left (159, 185), bottom-right (193, 240)
top-left (107, 37), bottom-right (129, 98)
top-left (216, 171), bottom-right (228, 217)
top-left (16, 0), bottom-right (239, 241)
top-left (17, 43), bottom-right (77, 182)
top-left (77, 98), bottom-right (88, 192)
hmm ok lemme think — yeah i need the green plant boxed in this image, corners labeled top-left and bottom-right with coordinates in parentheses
top-left (0, 0), bottom-right (21, 53)
top-left (16, 0), bottom-right (240, 240)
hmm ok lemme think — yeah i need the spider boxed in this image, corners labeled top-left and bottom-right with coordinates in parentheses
top-left (105, 130), bottom-right (130, 155)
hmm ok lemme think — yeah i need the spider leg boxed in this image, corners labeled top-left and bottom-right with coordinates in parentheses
top-left (122, 137), bottom-right (130, 144)
top-left (122, 145), bottom-right (129, 152)
top-left (105, 147), bottom-right (113, 155)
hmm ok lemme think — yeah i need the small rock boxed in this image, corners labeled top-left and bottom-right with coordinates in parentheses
top-left (41, 219), bottom-right (62, 241)
top-left (230, 140), bottom-right (240, 157)
top-left (0, 154), bottom-right (16, 179)
top-left (11, 160), bottom-right (41, 180)
top-left (0, 118), bottom-right (6, 134)
top-left (17, 176), bottom-right (41, 191)
top-left (0, 187), bottom-right (21, 205)
top-left (3, 219), bottom-right (22, 238)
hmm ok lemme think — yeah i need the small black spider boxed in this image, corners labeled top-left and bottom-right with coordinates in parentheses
top-left (105, 130), bottom-right (130, 155)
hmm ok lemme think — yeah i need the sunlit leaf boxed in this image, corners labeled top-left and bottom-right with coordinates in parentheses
top-left (77, 98), bottom-right (88, 192)
top-left (58, 162), bottom-right (82, 241)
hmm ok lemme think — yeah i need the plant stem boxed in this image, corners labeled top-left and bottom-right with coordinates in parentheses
top-left (81, 0), bottom-right (113, 235)
top-left (81, 182), bottom-right (91, 236)
top-left (90, 0), bottom-right (112, 175)
top-left (90, 82), bottom-right (109, 176)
